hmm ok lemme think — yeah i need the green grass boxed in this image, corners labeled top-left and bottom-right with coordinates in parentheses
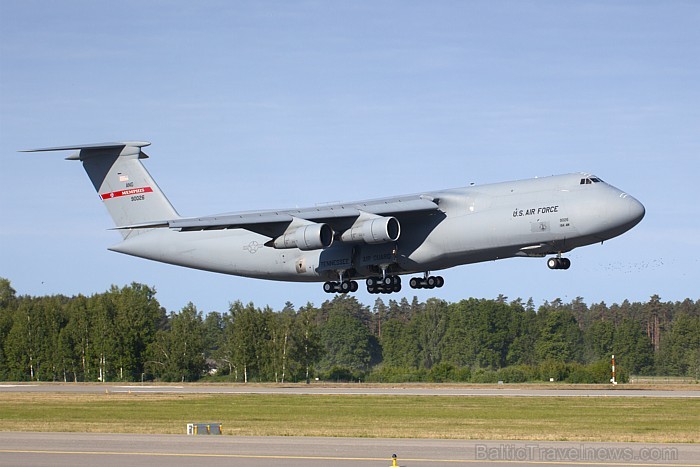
top-left (1, 393), bottom-right (697, 443)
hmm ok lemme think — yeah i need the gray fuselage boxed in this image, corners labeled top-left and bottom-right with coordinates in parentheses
top-left (109, 173), bottom-right (645, 283)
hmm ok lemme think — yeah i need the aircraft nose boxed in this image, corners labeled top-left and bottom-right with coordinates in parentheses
top-left (627, 195), bottom-right (645, 225)
top-left (614, 193), bottom-right (645, 230)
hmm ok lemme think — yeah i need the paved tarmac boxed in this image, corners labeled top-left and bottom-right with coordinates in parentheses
top-left (1, 385), bottom-right (697, 466)
top-left (1, 432), bottom-right (698, 467)
top-left (1, 382), bottom-right (699, 397)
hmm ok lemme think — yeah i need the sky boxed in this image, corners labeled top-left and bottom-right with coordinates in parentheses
top-left (1, 1), bottom-right (698, 314)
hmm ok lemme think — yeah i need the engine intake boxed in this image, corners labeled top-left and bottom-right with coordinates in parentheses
top-left (272, 223), bottom-right (333, 250)
top-left (340, 216), bottom-right (400, 244)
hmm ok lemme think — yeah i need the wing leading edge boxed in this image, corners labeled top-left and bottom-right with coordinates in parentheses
top-left (115, 196), bottom-right (440, 249)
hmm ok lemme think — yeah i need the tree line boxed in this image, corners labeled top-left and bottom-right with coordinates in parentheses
top-left (0, 277), bottom-right (698, 383)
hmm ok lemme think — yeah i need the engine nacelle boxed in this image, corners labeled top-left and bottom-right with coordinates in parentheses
top-left (272, 223), bottom-right (333, 250)
top-left (340, 216), bottom-right (400, 244)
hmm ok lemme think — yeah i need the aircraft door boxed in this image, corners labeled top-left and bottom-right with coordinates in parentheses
top-left (296, 257), bottom-right (305, 274)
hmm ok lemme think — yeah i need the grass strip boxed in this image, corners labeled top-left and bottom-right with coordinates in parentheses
top-left (0, 393), bottom-right (697, 443)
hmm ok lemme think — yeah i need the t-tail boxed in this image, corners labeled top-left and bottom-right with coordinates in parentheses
top-left (22, 141), bottom-right (179, 238)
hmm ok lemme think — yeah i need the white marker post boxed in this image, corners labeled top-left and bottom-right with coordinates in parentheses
top-left (610, 354), bottom-right (617, 385)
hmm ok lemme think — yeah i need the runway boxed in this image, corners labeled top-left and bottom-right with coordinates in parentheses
top-left (1, 385), bottom-right (697, 466)
top-left (1, 432), bottom-right (698, 467)
top-left (1, 382), bottom-right (699, 398)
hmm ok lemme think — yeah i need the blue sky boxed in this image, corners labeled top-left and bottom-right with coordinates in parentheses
top-left (1, 1), bottom-right (698, 313)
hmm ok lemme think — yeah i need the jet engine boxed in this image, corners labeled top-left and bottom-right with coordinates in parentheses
top-left (340, 216), bottom-right (400, 244)
top-left (272, 223), bottom-right (333, 250)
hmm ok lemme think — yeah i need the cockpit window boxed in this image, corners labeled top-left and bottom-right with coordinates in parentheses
top-left (580, 176), bottom-right (603, 185)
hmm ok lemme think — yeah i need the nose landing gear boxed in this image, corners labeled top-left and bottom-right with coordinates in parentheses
top-left (547, 256), bottom-right (571, 270)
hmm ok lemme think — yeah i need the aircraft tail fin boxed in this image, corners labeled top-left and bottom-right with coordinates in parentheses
top-left (22, 141), bottom-right (179, 238)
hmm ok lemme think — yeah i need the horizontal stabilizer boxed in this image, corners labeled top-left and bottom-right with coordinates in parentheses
top-left (22, 142), bottom-right (151, 159)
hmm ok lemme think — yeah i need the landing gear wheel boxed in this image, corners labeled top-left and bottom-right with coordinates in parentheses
top-left (366, 280), bottom-right (377, 294)
top-left (409, 277), bottom-right (419, 289)
top-left (350, 280), bottom-right (359, 292)
top-left (426, 276), bottom-right (437, 289)
top-left (436, 276), bottom-right (445, 288)
top-left (547, 257), bottom-right (571, 270)
top-left (340, 281), bottom-right (351, 293)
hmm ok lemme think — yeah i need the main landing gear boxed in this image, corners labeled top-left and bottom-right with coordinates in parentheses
top-left (322, 271), bottom-right (446, 294)
top-left (323, 280), bottom-right (359, 294)
top-left (409, 272), bottom-right (444, 289)
top-left (547, 256), bottom-right (571, 270)
top-left (366, 275), bottom-right (402, 294)
top-left (323, 270), bottom-right (359, 294)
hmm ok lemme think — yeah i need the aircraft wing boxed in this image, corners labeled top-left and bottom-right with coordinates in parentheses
top-left (116, 196), bottom-right (440, 240)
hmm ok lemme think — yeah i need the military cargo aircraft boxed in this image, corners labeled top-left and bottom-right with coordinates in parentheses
top-left (24, 141), bottom-right (645, 294)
